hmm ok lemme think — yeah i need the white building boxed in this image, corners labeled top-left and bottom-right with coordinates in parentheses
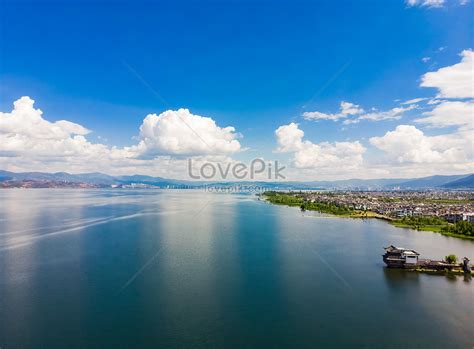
top-left (402, 250), bottom-right (419, 265)
top-left (463, 213), bottom-right (474, 222)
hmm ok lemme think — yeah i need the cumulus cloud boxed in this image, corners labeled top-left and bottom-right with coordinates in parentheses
top-left (0, 96), bottom-right (112, 159)
top-left (302, 101), bottom-right (363, 121)
top-left (415, 101), bottom-right (474, 129)
top-left (275, 123), bottom-right (366, 172)
top-left (135, 108), bottom-right (241, 156)
top-left (277, 122), bottom-right (473, 179)
top-left (275, 122), bottom-right (304, 152)
top-left (0, 97), bottom-right (90, 140)
top-left (340, 101), bottom-right (364, 116)
top-left (421, 49), bottom-right (474, 98)
top-left (370, 125), bottom-right (473, 166)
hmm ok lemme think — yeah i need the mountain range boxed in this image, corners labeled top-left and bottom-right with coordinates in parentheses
top-left (1, 170), bottom-right (473, 190)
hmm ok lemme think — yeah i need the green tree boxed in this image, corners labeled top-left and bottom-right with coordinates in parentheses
top-left (442, 221), bottom-right (474, 237)
top-left (445, 254), bottom-right (458, 264)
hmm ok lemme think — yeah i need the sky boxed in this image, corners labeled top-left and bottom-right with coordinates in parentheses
top-left (0, 0), bottom-right (473, 181)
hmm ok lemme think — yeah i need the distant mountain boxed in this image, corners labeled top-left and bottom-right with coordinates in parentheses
top-left (392, 174), bottom-right (468, 189)
top-left (0, 170), bottom-right (472, 190)
top-left (290, 178), bottom-right (404, 190)
top-left (0, 170), bottom-right (117, 185)
top-left (0, 170), bottom-right (191, 187)
top-left (441, 174), bottom-right (474, 189)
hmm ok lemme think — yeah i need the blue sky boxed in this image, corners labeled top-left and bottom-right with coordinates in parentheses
top-left (0, 0), bottom-right (473, 180)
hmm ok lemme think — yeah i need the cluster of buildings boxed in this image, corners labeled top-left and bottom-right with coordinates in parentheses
top-left (0, 180), bottom-right (100, 189)
top-left (303, 191), bottom-right (474, 222)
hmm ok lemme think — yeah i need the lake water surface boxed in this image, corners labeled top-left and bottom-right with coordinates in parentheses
top-left (0, 190), bottom-right (473, 348)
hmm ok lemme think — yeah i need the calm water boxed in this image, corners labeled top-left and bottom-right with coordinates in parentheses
top-left (0, 190), bottom-right (473, 348)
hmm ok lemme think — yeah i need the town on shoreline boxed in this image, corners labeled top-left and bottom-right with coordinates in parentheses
top-left (261, 190), bottom-right (474, 240)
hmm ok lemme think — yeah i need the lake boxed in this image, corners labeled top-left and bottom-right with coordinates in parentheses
top-left (0, 189), bottom-right (473, 348)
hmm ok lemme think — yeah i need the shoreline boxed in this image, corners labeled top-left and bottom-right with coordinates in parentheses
top-left (261, 193), bottom-right (474, 241)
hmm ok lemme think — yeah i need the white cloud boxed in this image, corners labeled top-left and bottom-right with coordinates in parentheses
top-left (422, 57), bottom-right (431, 63)
top-left (292, 141), bottom-right (366, 170)
top-left (275, 122), bottom-right (304, 152)
top-left (406, 0), bottom-right (445, 7)
top-left (421, 49), bottom-right (474, 98)
top-left (407, 0), bottom-right (469, 7)
top-left (401, 97), bottom-right (428, 105)
top-left (370, 125), bottom-right (473, 165)
top-left (0, 97), bottom-right (90, 141)
top-left (305, 101), bottom-right (417, 125)
top-left (340, 101), bottom-right (364, 116)
top-left (343, 105), bottom-right (418, 124)
top-left (302, 101), bottom-right (363, 121)
top-left (415, 100), bottom-right (474, 129)
top-left (134, 108), bottom-right (241, 156)
top-left (359, 105), bottom-right (418, 121)
top-left (427, 98), bottom-right (445, 105)
top-left (275, 123), bottom-right (366, 172)
top-left (0, 97), bottom-right (110, 159)
top-left (302, 111), bottom-right (340, 121)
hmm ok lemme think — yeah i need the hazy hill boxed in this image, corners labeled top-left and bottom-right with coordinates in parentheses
top-left (391, 175), bottom-right (468, 189)
top-left (0, 170), bottom-right (472, 190)
top-left (441, 174), bottom-right (474, 189)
